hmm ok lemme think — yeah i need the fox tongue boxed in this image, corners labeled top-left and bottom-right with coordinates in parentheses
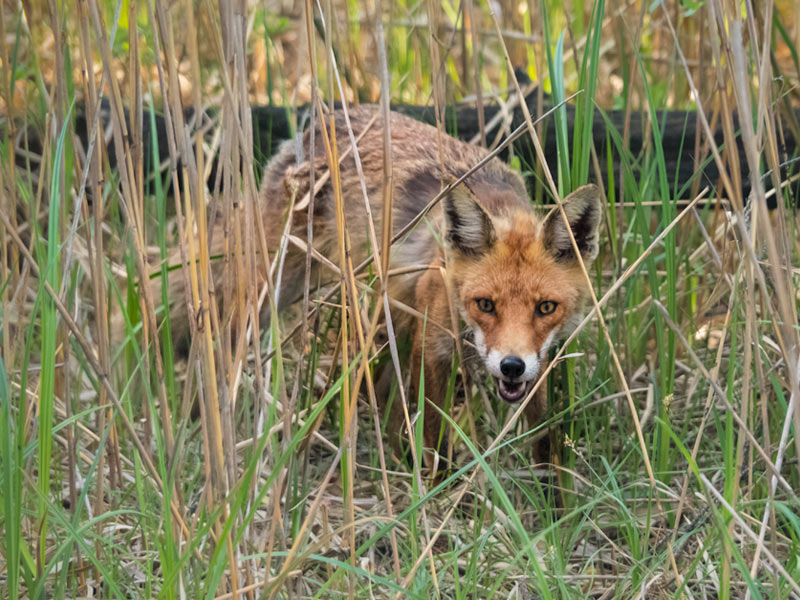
top-left (498, 379), bottom-right (526, 402)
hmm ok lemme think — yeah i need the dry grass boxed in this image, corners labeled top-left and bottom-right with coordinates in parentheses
top-left (1, 0), bottom-right (800, 598)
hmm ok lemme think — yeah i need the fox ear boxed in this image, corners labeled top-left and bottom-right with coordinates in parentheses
top-left (443, 185), bottom-right (496, 256)
top-left (543, 184), bottom-right (603, 262)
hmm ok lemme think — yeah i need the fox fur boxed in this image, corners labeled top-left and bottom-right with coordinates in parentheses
top-left (160, 105), bottom-right (603, 457)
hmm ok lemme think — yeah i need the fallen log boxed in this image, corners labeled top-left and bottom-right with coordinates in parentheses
top-left (13, 87), bottom-right (800, 207)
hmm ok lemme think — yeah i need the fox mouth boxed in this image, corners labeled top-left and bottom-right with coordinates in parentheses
top-left (495, 378), bottom-right (535, 403)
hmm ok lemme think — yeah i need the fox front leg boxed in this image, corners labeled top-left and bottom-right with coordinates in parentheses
top-left (410, 324), bottom-right (453, 457)
top-left (522, 361), bottom-right (553, 466)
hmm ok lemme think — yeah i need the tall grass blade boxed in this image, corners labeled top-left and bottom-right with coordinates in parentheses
top-left (0, 354), bottom-right (21, 599)
top-left (35, 102), bottom-right (73, 571)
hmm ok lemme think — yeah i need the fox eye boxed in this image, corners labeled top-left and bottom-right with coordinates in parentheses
top-left (475, 298), bottom-right (496, 314)
top-left (536, 301), bottom-right (558, 316)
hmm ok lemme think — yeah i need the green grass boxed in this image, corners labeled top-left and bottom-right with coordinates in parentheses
top-left (1, 0), bottom-right (800, 598)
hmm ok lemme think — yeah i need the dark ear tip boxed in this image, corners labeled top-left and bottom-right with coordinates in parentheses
top-left (568, 184), bottom-right (603, 206)
top-left (443, 184), bottom-right (496, 254)
top-left (544, 184), bottom-right (604, 262)
top-left (561, 184), bottom-right (603, 226)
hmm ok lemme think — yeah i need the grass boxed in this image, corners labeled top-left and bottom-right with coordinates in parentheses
top-left (1, 0), bottom-right (800, 598)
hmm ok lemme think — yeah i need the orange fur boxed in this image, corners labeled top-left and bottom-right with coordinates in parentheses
top-left (412, 192), bottom-right (601, 454)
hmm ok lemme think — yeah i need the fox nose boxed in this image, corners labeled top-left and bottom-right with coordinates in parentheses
top-left (500, 356), bottom-right (525, 379)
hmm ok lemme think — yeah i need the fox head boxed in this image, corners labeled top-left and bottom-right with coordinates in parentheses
top-left (443, 183), bottom-right (602, 403)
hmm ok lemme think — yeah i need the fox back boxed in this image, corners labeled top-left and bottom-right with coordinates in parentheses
top-left (258, 106), bottom-right (533, 309)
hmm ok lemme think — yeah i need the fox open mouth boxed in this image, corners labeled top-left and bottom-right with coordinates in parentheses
top-left (495, 378), bottom-right (535, 403)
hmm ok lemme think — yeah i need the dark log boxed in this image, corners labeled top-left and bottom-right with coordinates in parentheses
top-left (16, 88), bottom-right (800, 207)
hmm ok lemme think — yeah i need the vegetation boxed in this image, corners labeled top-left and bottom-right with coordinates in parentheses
top-left (1, 0), bottom-right (799, 597)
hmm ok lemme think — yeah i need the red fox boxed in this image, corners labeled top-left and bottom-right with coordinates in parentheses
top-left (165, 105), bottom-right (602, 456)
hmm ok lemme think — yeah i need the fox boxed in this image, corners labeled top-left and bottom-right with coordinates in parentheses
top-left (161, 105), bottom-right (603, 458)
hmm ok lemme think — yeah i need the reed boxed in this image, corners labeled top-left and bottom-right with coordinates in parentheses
top-left (1, 0), bottom-right (798, 597)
